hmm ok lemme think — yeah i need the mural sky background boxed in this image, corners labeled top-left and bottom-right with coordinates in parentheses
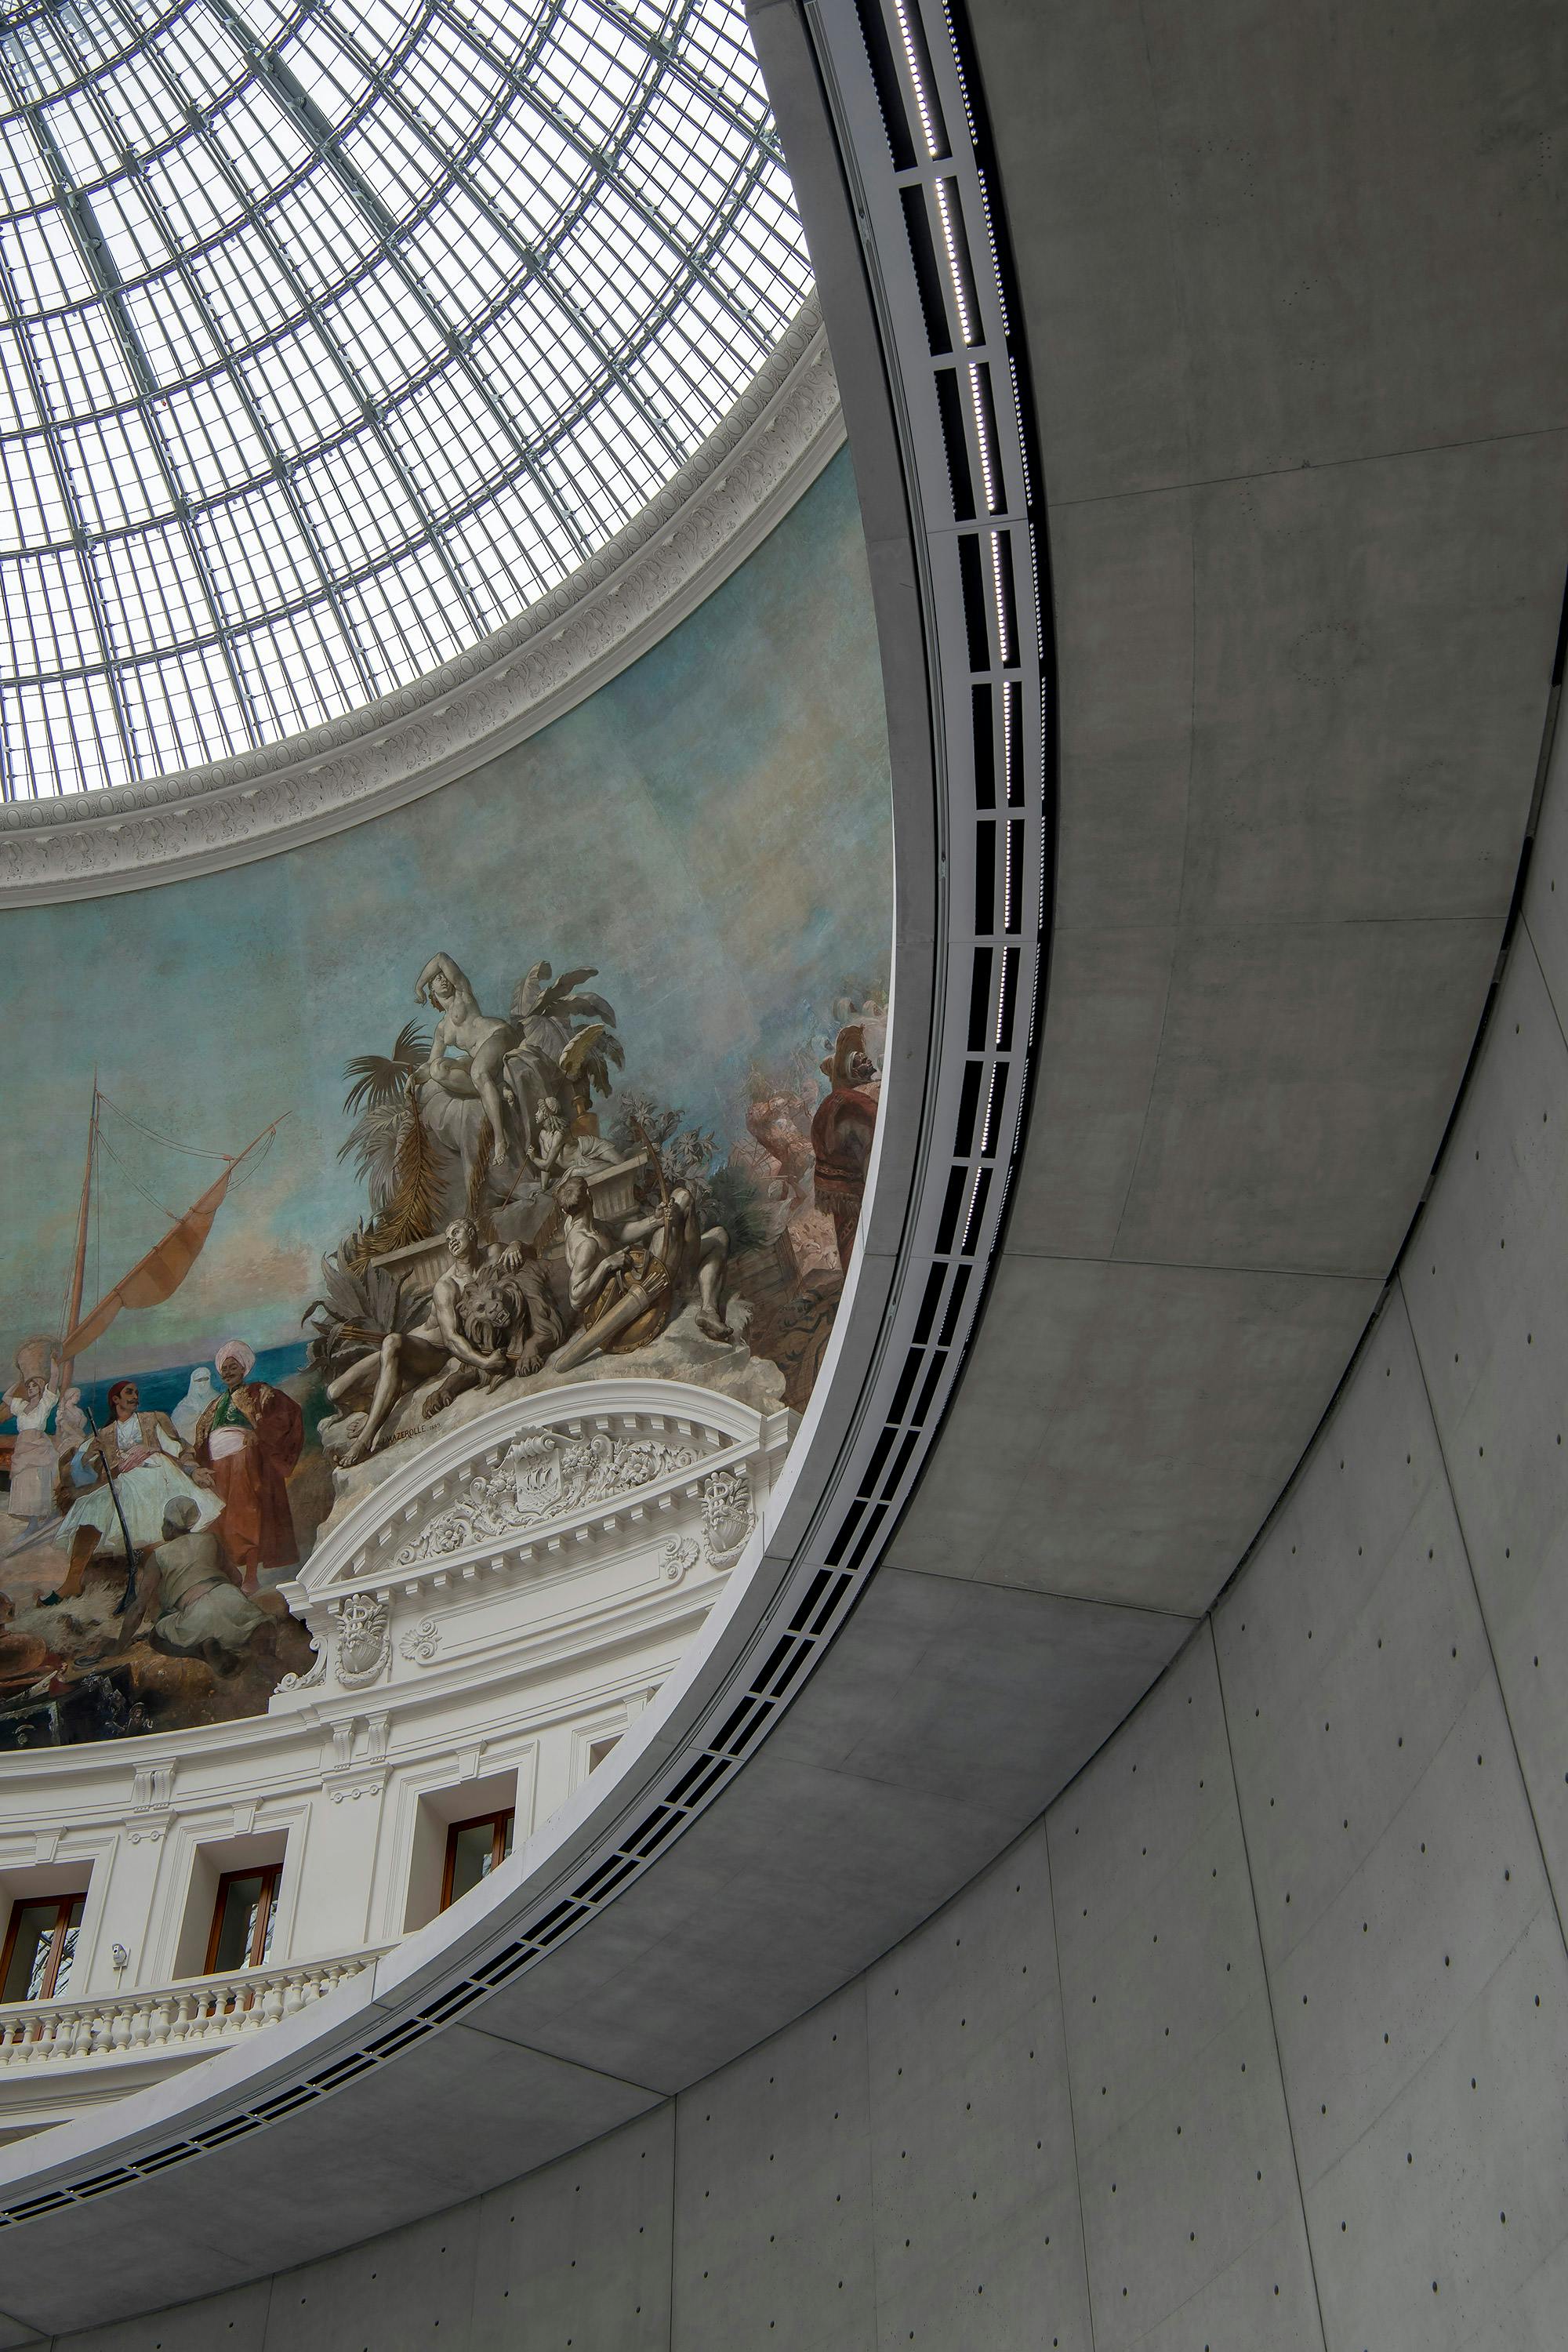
top-left (0, 452), bottom-right (892, 1377)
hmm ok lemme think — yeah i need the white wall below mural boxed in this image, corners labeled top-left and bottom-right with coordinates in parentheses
top-left (0, 1380), bottom-right (789, 2142)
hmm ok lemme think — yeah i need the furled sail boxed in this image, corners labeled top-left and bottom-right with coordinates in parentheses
top-left (59, 1166), bottom-right (234, 1360)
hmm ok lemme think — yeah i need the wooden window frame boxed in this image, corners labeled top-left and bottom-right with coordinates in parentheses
top-left (205, 1864), bottom-right (281, 1976)
top-left (0, 1893), bottom-right (84, 2005)
top-left (439, 1809), bottom-right (514, 1914)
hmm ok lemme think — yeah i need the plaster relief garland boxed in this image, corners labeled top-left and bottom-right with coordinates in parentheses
top-left (394, 1425), bottom-right (699, 1566)
top-left (0, 300), bottom-right (841, 906)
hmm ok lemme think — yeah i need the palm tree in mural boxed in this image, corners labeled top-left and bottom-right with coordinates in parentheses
top-left (336, 1022), bottom-right (452, 1269)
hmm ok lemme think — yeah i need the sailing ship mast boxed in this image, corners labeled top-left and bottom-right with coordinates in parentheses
top-left (57, 1083), bottom-right (96, 1392)
top-left (56, 1091), bottom-right (289, 1377)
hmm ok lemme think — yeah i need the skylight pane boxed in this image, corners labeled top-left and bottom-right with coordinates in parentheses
top-left (0, 0), bottom-right (811, 799)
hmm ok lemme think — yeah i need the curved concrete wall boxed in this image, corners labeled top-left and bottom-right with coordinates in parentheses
top-left (40, 733), bottom-right (1568, 2352)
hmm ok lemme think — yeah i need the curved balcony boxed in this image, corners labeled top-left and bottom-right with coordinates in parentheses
top-left (0, 1947), bottom-right (388, 2142)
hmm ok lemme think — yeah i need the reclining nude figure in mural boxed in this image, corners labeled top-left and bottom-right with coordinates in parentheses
top-left (327, 1219), bottom-right (559, 1465)
top-left (416, 952), bottom-right (517, 1167)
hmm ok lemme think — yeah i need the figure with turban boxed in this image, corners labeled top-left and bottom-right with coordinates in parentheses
top-left (192, 1341), bottom-right (304, 1588)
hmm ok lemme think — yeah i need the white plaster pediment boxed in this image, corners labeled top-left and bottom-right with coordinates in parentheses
top-left (282, 1378), bottom-right (789, 1624)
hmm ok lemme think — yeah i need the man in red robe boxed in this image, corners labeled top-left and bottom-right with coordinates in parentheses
top-left (811, 1024), bottom-right (881, 1271)
top-left (193, 1341), bottom-right (303, 1588)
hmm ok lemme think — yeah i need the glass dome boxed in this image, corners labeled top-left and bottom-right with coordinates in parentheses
top-left (0, 0), bottom-right (811, 797)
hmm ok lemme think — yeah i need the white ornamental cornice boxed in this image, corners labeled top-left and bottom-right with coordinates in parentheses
top-left (0, 298), bottom-right (842, 906)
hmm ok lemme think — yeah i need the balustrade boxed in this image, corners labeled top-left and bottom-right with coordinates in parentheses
top-left (0, 1947), bottom-right (388, 2074)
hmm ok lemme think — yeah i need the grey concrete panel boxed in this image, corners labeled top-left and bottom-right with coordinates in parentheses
top-left (672, 1982), bottom-right (874, 2352)
top-left (472, 1745), bottom-right (1021, 2093)
top-left (0, 2212), bottom-right (266, 2343)
top-left (1401, 934), bottom-right (1568, 1915)
top-left (1268, 1671), bottom-right (1552, 2180)
top-left (1302, 1907), bottom-right (1568, 2352)
top-left (468, 2111), bottom-right (673, 2352)
top-left (258, 2205), bottom-right (479, 2352)
top-left (1520, 719), bottom-right (1568, 1019)
top-left (866, 1822), bottom-right (1094, 2352)
top-left (0, 2328), bottom-right (42, 2352)
top-left (1048, 488), bottom-right (1193, 938)
top-left (764, 1566), bottom-right (1190, 1825)
top-left (1138, 2), bottom-right (1568, 478)
top-left (886, 1253), bottom-right (1377, 1615)
top-left (971, 0), bottom-right (1568, 500)
top-left (1215, 1291), bottom-right (1494, 1972)
top-left (42, 2283), bottom-right (271, 2352)
top-left (1113, 915), bottom-right (1497, 1276)
top-left (1461, 2230), bottom-right (1568, 2352)
top-left (0, 2027), bottom-right (659, 2339)
top-left (969, 0), bottom-right (1192, 502)
top-left (1006, 922), bottom-right (1178, 1262)
top-left (1216, 1288), bottom-right (1568, 2347)
top-left (1180, 438), bottom-right (1564, 927)
top-left (1047, 1637), bottom-right (1323, 2350)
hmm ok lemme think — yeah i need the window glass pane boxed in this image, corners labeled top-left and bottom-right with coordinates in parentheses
top-left (53, 1897), bottom-right (84, 1998)
top-left (0, 0), bottom-right (811, 799)
top-left (256, 1877), bottom-right (277, 1963)
top-left (2, 1902), bottom-right (60, 2002)
top-left (445, 1818), bottom-right (499, 1907)
top-left (211, 1871), bottom-right (268, 1973)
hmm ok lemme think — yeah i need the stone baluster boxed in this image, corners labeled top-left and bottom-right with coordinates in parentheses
top-left (0, 1945), bottom-right (394, 2074)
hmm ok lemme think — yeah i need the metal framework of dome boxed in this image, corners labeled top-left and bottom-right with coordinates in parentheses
top-left (0, 0), bottom-right (811, 797)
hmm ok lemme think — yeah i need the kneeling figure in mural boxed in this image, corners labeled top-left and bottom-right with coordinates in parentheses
top-left (125, 1498), bottom-right (270, 1677)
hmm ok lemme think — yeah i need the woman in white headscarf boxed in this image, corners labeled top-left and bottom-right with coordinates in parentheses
top-left (172, 1365), bottom-right (216, 1445)
top-left (3, 1367), bottom-right (60, 1526)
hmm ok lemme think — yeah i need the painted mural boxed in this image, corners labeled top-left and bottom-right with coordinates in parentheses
top-left (0, 453), bottom-right (892, 1747)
